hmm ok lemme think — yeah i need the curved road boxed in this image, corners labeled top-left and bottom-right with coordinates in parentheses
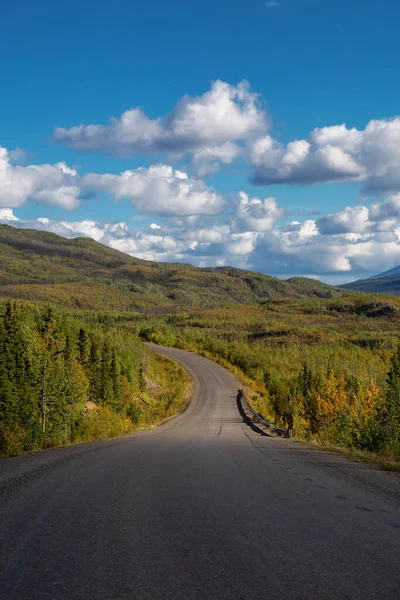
top-left (1, 346), bottom-right (400, 599)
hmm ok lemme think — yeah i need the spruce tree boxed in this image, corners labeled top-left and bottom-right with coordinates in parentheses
top-left (100, 341), bottom-right (113, 405)
top-left (0, 319), bottom-right (17, 428)
top-left (77, 328), bottom-right (88, 366)
top-left (88, 340), bottom-right (101, 402)
top-left (382, 344), bottom-right (400, 446)
top-left (138, 366), bottom-right (145, 392)
top-left (110, 350), bottom-right (122, 411)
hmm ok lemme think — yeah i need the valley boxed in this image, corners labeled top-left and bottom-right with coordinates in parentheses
top-left (1, 224), bottom-right (400, 467)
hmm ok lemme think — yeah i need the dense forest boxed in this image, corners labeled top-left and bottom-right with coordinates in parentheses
top-left (0, 302), bottom-right (189, 456)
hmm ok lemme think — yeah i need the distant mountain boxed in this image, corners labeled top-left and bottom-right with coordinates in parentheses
top-left (0, 224), bottom-right (342, 311)
top-left (341, 265), bottom-right (400, 295)
top-left (368, 265), bottom-right (400, 279)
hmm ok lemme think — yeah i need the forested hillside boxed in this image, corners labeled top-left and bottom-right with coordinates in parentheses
top-left (0, 225), bottom-right (341, 310)
top-left (0, 302), bottom-right (189, 456)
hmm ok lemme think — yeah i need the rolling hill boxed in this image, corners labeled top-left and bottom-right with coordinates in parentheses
top-left (341, 265), bottom-right (400, 295)
top-left (0, 224), bottom-right (342, 311)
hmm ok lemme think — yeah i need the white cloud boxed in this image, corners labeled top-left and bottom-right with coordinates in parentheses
top-left (48, 81), bottom-right (400, 193)
top-left (0, 148), bottom-right (81, 209)
top-left (249, 118), bottom-right (400, 193)
top-left (49, 82), bottom-right (400, 194)
top-left (83, 164), bottom-right (225, 216)
top-left (8, 147), bottom-right (26, 162)
top-left (54, 109), bottom-right (162, 156)
top-left (370, 194), bottom-right (400, 220)
top-left (0, 145), bottom-right (224, 218)
top-left (191, 142), bottom-right (242, 177)
top-left (317, 206), bottom-right (370, 235)
top-left (5, 116), bottom-right (400, 281)
top-left (53, 80), bottom-right (266, 175)
top-left (30, 218), bottom-right (109, 242)
top-left (150, 195), bottom-right (400, 278)
top-left (224, 232), bottom-right (258, 256)
top-left (265, 1), bottom-right (280, 7)
top-left (233, 192), bottom-right (284, 232)
top-left (0, 208), bottom-right (20, 221)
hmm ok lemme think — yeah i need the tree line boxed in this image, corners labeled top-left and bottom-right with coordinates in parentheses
top-left (0, 303), bottom-right (178, 456)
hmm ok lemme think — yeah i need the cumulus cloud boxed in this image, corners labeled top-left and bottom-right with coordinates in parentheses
top-left (50, 81), bottom-right (400, 193)
top-left (49, 80), bottom-right (400, 192)
top-left (191, 142), bottom-right (242, 177)
top-left (54, 80), bottom-right (265, 153)
top-left (317, 206), bottom-right (370, 235)
top-left (370, 194), bottom-right (400, 220)
top-left (0, 147), bottom-right (81, 209)
top-left (0, 145), bottom-right (224, 218)
top-left (34, 217), bottom-right (111, 242)
top-left (147, 194), bottom-right (400, 277)
top-left (4, 123), bottom-right (400, 280)
top-left (83, 164), bottom-right (224, 216)
top-left (247, 219), bottom-right (400, 277)
top-left (53, 80), bottom-right (266, 175)
top-left (245, 197), bottom-right (400, 277)
top-left (233, 192), bottom-right (284, 232)
top-left (249, 118), bottom-right (400, 193)
top-left (0, 208), bottom-right (20, 221)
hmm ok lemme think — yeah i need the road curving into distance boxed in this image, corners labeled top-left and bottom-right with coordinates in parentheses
top-left (1, 345), bottom-right (400, 599)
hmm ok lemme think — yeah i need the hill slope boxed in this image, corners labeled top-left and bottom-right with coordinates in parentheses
top-left (0, 224), bottom-right (341, 310)
top-left (342, 265), bottom-right (400, 295)
top-left (368, 265), bottom-right (400, 279)
top-left (342, 276), bottom-right (400, 295)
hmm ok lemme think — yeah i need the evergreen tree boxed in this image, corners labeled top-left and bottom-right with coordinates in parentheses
top-left (77, 328), bottom-right (88, 365)
top-left (64, 335), bottom-right (74, 362)
top-left (110, 350), bottom-right (122, 411)
top-left (138, 366), bottom-right (145, 392)
top-left (382, 344), bottom-right (400, 446)
top-left (298, 363), bottom-right (314, 397)
top-left (100, 341), bottom-right (113, 405)
top-left (0, 319), bottom-right (17, 427)
top-left (0, 304), bottom-right (39, 453)
top-left (88, 340), bottom-right (101, 402)
top-left (38, 306), bottom-right (61, 437)
top-left (0, 303), bottom-right (159, 456)
top-left (263, 369), bottom-right (271, 389)
top-left (298, 363), bottom-right (319, 433)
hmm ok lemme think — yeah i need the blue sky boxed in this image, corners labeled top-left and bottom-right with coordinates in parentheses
top-left (1, 0), bottom-right (400, 282)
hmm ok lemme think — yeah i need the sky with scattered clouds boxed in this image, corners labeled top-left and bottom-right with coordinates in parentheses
top-left (1, 0), bottom-right (400, 283)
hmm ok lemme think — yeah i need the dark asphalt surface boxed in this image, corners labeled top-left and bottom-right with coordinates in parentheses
top-left (1, 345), bottom-right (400, 600)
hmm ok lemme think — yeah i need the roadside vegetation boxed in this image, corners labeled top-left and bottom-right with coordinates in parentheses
top-left (0, 302), bottom-right (190, 457)
top-left (136, 297), bottom-right (400, 467)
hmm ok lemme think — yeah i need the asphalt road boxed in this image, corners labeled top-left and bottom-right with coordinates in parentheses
top-left (1, 346), bottom-right (400, 600)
